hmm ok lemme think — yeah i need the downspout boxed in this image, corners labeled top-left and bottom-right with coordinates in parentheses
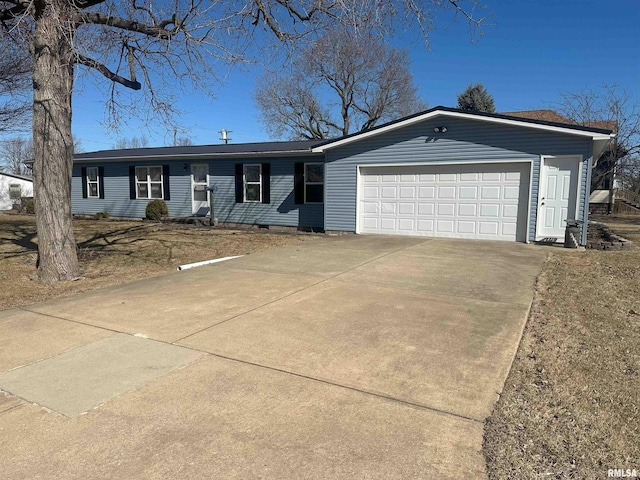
top-left (582, 151), bottom-right (593, 246)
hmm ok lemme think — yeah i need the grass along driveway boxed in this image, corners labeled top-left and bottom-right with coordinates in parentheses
top-left (0, 214), bottom-right (316, 310)
top-left (484, 215), bottom-right (640, 478)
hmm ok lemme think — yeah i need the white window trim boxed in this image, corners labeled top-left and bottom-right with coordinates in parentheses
top-left (135, 165), bottom-right (164, 200)
top-left (243, 164), bottom-right (262, 203)
top-left (86, 166), bottom-right (100, 198)
top-left (304, 162), bottom-right (324, 204)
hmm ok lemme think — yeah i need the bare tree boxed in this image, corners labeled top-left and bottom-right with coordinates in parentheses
top-left (114, 135), bottom-right (150, 150)
top-left (554, 85), bottom-right (640, 210)
top-left (0, 34), bottom-right (31, 133)
top-left (0, 136), bottom-right (32, 175)
top-left (256, 29), bottom-right (426, 140)
top-left (175, 136), bottom-right (193, 146)
top-left (0, 0), bottom-right (486, 284)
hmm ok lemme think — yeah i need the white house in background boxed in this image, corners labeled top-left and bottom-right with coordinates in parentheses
top-left (0, 171), bottom-right (33, 210)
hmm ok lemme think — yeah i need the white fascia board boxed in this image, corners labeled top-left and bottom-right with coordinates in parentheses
top-left (312, 110), bottom-right (615, 152)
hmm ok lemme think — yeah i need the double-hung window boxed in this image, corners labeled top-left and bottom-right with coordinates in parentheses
top-left (304, 163), bottom-right (324, 203)
top-left (9, 184), bottom-right (21, 200)
top-left (86, 167), bottom-right (100, 198)
top-left (243, 164), bottom-right (262, 202)
top-left (135, 166), bottom-right (163, 199)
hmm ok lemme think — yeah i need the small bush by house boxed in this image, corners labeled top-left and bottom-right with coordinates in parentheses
top-left (93, 211), bottom-right (110, 220)
top-left (145, 199), bottom-right (168, 220)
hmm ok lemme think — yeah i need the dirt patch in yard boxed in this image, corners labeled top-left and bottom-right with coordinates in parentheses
top-left (0, 214), bottom-right (317, 310)
top-left (484, 214), bottom-right (640, 478)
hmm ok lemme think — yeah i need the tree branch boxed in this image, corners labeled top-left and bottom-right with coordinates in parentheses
top-left (75, 53), bottom-right (141, 90)
top-left (77, 11), bottom-right (182, 38)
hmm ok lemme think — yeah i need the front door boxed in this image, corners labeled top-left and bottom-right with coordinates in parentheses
top-left (537, 156), bottom-right (580, 239)
top-left (191, 164), bottom-right (209, 215)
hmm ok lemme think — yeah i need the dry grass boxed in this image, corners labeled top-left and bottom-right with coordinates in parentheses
top-left (484, 215), bottom-right (640, 479)
top-left (0, 213), bottom-right (317, 310)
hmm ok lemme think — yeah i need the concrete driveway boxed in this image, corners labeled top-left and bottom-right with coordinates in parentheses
top-left (0, 235), bottom-right (546, 479)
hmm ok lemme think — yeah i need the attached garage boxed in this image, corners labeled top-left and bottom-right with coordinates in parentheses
top-left (315, 106), bottom-right (614, 245)
top-left (357, 162), bottom-right (530, 242)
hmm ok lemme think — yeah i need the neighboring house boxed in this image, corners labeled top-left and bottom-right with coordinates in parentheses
top-left (72, 106), bottom-right (613, 245)
top-left (0, 171), bottom-right (33, 210)
top-left (504, 110), bottom-right (618, 191)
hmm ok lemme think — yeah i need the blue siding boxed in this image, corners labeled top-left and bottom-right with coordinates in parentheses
top-left (211, 156), bottom-right (323, 229)
top-left (72, 161), bottom-right (191, 218)
top-left (324, 116), bottom-right (593, 242)
top-left (72, 156), bottom-right (324, 229)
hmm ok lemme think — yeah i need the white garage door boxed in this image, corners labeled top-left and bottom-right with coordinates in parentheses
top-left (358, 163), bottom-right (530, 242)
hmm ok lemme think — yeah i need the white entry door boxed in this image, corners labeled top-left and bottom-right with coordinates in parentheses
top-left (191, 164), bottom-right (209, 215)
top-left (537, 156), bottom-right (581, 239)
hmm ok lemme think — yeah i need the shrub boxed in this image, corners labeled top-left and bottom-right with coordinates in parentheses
top-left (145, 199), bottom-right (168, 220)
top-left (24, 198), bottom-right (35, 214)
top-left (93, 211), bottom-right (110, 220)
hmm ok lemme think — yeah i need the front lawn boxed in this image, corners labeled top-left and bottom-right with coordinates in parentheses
top-left (484, 215), bottom-right (640, 478)
top-left (0, 214), bottom-right (316, 310)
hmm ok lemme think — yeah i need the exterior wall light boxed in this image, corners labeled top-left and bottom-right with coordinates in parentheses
top-left (433, 126), bottom-right (448, 133)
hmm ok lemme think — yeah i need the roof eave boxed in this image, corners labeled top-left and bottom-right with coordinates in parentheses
top-left (74, 149), bottom-right (322, 163)
top-left (311, 108), bottom-right (615, 153)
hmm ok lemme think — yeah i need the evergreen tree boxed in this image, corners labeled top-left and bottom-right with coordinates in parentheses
top-left (457, 83), bottom-right (496, 113)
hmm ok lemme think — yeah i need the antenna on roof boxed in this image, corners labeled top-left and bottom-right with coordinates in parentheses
top-left (218, 129), bottom-right (232, 144)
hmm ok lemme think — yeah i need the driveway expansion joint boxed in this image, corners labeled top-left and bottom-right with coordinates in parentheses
top-left (174, 347), bottom-right (486, 425)
top-left (173, 239), bottom-right (431, 344)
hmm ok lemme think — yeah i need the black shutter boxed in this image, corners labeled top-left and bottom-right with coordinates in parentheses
top-left (235, 164), bottom-right (244, 203)
top-left (262, 163), bottom-right (270, 204)
top-left (294, 162), bottom-right (305, 204)
top-left (129, 166), bottom-right (136, 199)
top-left (98, 167), bottom-right (105, 199)
top-left (81, 167), bottom-right (88, 198)
top-left (162, 165), bottom-right (171, 201)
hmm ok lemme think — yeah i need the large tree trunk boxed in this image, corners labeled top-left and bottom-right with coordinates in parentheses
top-left (31, 0), bottom-right (79, 284)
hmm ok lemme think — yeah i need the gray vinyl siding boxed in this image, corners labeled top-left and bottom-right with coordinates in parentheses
top-left (324, 116), bottom-right (593, 242)
top-left (72, 161), bottom-right (191, 218)
top-left (211, 156), bottom-right (323, 229)
top-left (72, 156), bottom-right (324, 229)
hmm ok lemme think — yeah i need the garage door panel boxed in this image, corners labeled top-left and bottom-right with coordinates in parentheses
top-left (399, 186), bottom-right (416, 198)
top-left (419, 174), bottom-right (436, 182)
top-left (459, 173), bottom-right (479, 182)
top-left (437, 203), bottom-right (455, 216)
top-left (480, 186), bottom-right (501, 199)
top-left (419, 186), bottom-right (435, 198)
top-left (381, 187), bottom-right (397, 198)
top-left (438, 173), bottom-right (457, 182)
top-left (459, 186), bottom-right (478, 199)
top-left (417, 219), bottom-right (434, 231)
top-left (504, 186), bottom-right (520, 199)
top-left (479, 204), bottom-right (500, 218)
top-left (381, 202), bottom-right (396, 214)
top-left (479, 222), bottom-right (499, 235)
top-left (437, 220), bottom-right (455, 233)
top-left (359, 163), bottom-right (530, 242)
top-left (418, 203), bottom-right (435, 215)
top-left (482, 172), bottom-right (501, 181)
top-left (457, 221), bottom-right (476, 234)
top-left (458, 204), bottom-right (477, 216)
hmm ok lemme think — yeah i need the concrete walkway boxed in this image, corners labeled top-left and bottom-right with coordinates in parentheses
top-left (0, 235), bottom-right (547, 479)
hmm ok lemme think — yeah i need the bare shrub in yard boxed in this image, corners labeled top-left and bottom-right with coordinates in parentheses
top-left (24, 198), bottom-right (34, 214)
top-left (145, 200), bottom-right (168, 220)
